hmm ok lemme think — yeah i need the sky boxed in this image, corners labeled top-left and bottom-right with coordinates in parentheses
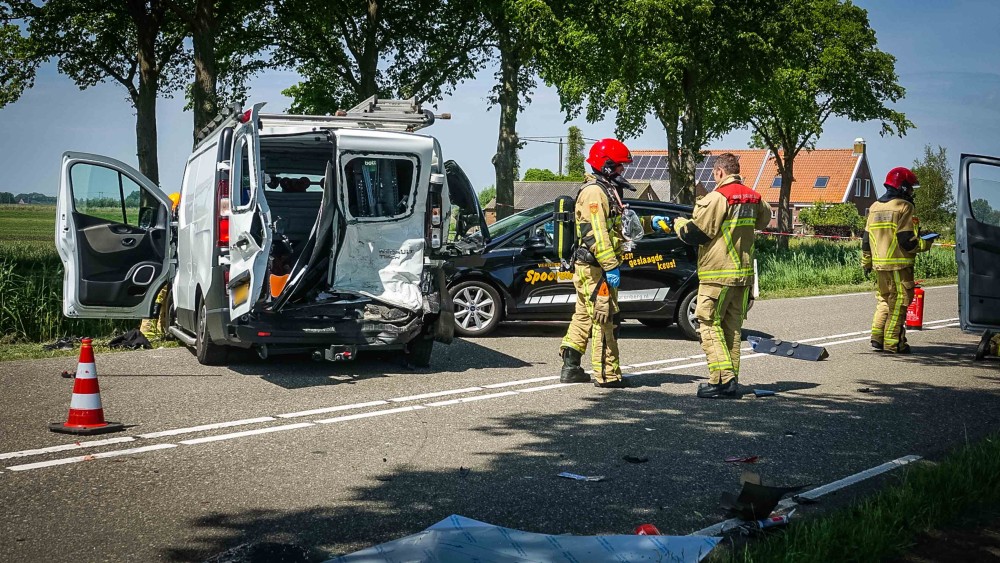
top-left (2, 0), bottom-right (1000, 201)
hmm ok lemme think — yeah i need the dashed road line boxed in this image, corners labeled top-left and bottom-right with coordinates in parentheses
top-left (315, 405), bottom-right (426, 424)
top-left (276, 400), bottom-right (389, 419)
top-left (178, 423), bottom-right (314, 445)
top-left (138, 417), bottom-right (276, 438)
top-left (0, 436), bottom-right (135, 460)
top-left (6, 444), bottom-right (178, 472)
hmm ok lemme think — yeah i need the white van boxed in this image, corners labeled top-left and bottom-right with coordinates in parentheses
top-left (55, 98), bottom-right (488, 365)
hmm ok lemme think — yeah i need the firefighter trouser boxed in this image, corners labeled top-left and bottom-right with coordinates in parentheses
top-left (139, 286), bottom-right (170, 338)
top-left (696, 283), bottom-right (750, 385)
top-left (871, 268), bottom-right (914, 352)
top-left (560, 263), bottom-right (621, 382)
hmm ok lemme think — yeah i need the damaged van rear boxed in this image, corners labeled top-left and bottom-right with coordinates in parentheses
top-left (55, 98), bottom-right (488, 366)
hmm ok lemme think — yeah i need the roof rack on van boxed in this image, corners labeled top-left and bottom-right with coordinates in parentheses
top-left (258, 96), bottom-right (449, 134)
top-left (194, 103), bottom-right (242, 147)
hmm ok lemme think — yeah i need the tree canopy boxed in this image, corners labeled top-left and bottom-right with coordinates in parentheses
top-left (738, 0), bottom-right (911, 246)
top-left (911, 145), bottom-right (956, 233)
top-left (272, 0), bottom-right (487, 114)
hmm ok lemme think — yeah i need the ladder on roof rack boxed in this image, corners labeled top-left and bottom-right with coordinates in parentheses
top-left (259, 96), bottom-right (449, 133)
top-left (193, 96), bottom-right (450, 147)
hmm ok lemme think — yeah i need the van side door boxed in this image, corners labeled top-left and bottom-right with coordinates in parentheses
top-left (55, 152), bottom-right (172, 318)
top-left (227, 103), bottom-right (271, 318)
top-left (958, 154), bottom-right (1000, 331)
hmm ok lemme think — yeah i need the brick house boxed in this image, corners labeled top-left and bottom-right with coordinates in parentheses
top-left (625, 139), bottom-right (876, 228)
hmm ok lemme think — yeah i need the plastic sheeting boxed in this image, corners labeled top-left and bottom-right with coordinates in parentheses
top-left (328, 514), bottom-right (720, 563)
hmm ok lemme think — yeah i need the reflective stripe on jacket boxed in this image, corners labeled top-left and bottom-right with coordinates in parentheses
top-left (862, 197), bottom-right (931, 271)
top-left (676, 175), bottom-right (771, 286)
top-left (575, 181), bottom-right (623, 271)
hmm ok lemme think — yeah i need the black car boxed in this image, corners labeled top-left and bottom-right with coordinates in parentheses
top-left (447, 199), bottom-right (700, 338)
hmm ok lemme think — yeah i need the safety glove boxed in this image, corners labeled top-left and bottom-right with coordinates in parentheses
top-left (651, 215), bottom-right (673, 233)
top-left (593, 282), bottom-right (612, 325)
top-left (606, 267), bottom-right (621, 289)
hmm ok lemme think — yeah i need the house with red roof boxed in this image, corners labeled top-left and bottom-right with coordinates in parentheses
top-left (627, 139), bottom-right (877, 228)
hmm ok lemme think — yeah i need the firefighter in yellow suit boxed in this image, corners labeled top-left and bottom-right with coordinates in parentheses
top-left (140, 192), bottom-right (181, 339)
top-left (862, 167), bottom-right (933, 353)
top-left (664, 153), bottom-right (771, 398)
top-left (559, 139), bottom-right (637, 388)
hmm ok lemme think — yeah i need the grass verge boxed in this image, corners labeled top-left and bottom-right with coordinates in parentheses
top-left (713, 433), bottom-right (1000, 563)
top-left (759, 276), bottom-right (957, 300)
top-left (0, 337), bottom-right (180, 363)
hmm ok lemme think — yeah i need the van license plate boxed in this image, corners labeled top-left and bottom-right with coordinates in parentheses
top-left (232, 282), bottom-right (250, 306)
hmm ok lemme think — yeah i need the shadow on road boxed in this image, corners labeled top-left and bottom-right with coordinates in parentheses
top-left (160, 356), bottom-right (1000, 562)
top-left (223, 338), bottom-right (535, 390)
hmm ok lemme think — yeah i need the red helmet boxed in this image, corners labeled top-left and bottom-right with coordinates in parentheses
top-left (884, 167), bottom-right (919, 190)
top-left (586, 138), bottom-right (633, 172)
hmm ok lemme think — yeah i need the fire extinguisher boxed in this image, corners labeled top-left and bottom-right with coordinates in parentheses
top-left (906, 282), bottom-right (924, 330)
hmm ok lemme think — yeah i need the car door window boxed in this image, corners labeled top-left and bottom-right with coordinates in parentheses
top-left (630, 206), bottom-right (678, 240)
top-left (969, 164), bottom-right (1000, 227)
top-left (70, 163), bottom-right (150, 227)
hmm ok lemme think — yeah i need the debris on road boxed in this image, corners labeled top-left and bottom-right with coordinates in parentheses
top-left (720, 472), bottom-right (806, 520)
top-left (60, 369), bottom-right (73, 379)
top-left (752, 389), bottom-right (777, 397)
top-left (634, 523), bottom-right (662, 535)
top-left (784, 431), bottom-right (798, 437)
top-left (558, 472), bottom-right (606, 482)
top-left (858, 387), bottom-right (873, 393)
top-left (738, 510), bottom-right (795, 535)
top-left (748, 336), bottom-right (829, 361)
top-left (622, 455), bottom-right (649, 464)
top-left (725, 455), bottom-right (759, 463)
top-left (329, 515), bottom-right (720, 562)
top-left (43, 337), bottom-right (77, 351)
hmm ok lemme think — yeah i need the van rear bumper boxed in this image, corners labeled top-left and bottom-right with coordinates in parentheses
top-left (230, 315), bottom-right (425, 349)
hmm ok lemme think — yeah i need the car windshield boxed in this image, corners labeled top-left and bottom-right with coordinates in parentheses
top-left (487, 203), bottom-right (554, 239)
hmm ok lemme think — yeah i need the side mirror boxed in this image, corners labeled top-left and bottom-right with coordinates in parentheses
top-left (523, 236), bottom-right (547, 253)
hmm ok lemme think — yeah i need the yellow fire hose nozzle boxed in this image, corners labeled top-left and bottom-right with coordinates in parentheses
top-left (657, 219), bottom-right (670, 233)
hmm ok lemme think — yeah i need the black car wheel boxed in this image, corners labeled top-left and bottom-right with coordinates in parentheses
top-left (450, 280), bottom-right (503, 337)
top-left (196, 300), bottom-right (229, 365)
top-left (677, 289), bottom-right (700, 341)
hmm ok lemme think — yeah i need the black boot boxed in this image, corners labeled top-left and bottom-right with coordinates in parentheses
top-left (697, 378), bottom-right (738, 398)
top-left (871, 340), bottom-right (883, 351)
top-left (560, 348), bottom-right (590, 383)
top-left (594, 378), bottom-right (629, 388)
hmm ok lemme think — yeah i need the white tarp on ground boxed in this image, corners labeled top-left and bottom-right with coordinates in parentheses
top-left (328, 514), bottom-right (720, 563)
top-left (332, 223), bottom-right (425, 312)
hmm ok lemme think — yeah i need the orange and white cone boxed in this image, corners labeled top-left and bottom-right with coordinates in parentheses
top-left (49, 338), bottom-right (124, 435)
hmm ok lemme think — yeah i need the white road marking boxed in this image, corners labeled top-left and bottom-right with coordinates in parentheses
top-left (315, 405), bottom-right (426, 424)
top-left (138, 417), bottom-right (276, 438)
top-left (179, 423), bottom-right (314, 445)
top-left (516, 383), bottom-right (578, 393)
top-left (690, 454), bottom-right (922, 536)
top-left (390, 387), bottom-right (483, 402)
top-left (0, 436), bottom-right (135, 460)
top-left (482, 376), bottom-right (558, 389)
top-left (426, 391), bottom-right (521, 407)
top-left (6, 444), bottom-right (178, 471)
top-left (276, 400), bottom-right (389, 419)
top-left (926, 322), bottom-right (960, 330)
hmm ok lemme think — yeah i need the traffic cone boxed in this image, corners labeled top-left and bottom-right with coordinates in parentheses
top-left (49, 338), bottom-right (124, 435)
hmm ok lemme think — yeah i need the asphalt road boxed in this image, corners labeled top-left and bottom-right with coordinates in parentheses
top-left (1, 285), bottom-right (998, 562)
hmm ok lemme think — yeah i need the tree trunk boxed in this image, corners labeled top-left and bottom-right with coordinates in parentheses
top-left (492, 41), bottom-right (520, 220)
top-left (133, 6), bottom-right (161, 185)
top-left (359, 0), bottom-right (380, 100)
top-left (776, 156), bottom-right (794, 250)
top-left (190, 0), bottom-right (218, 140)
top-left (656, 104), bottom-right (686, 204)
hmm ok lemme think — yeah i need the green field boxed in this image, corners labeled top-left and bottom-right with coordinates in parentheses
top-left (0, 204), bottom-right (135, 344)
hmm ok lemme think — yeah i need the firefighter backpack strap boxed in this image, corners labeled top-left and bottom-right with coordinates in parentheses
top-left (554, 195), bottom-right (576, 263)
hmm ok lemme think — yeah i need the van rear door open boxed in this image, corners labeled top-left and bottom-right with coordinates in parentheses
top-left (55, 152), bottom-right (173, 318)
top-left (958, 154), bottom-right (1000, 332)
top-left (227, 103), bottom-right (271, 318)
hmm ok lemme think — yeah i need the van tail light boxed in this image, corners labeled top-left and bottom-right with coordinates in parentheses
top-left (217, 215), bottom-right (230, 248)
top-left (217, 177), bottom-right (230, 249)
